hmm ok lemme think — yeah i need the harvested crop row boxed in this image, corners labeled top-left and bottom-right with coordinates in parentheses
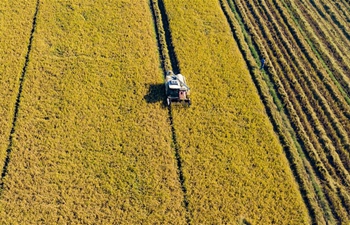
top-left (268, 0), bottom-right (350, 134)
top-left (261, 0), bottom-right (350, 190)
top-left (0, 1), bottom-right (38, 182)
top-left (221, 1), bottom-right (340, 223)
top-left (297, 0), bottom-right (350, 57)
top-left (269, 0), bottom-right (350, 177)
top-left (281, 0), bottom-right (350, 106)
top-left (161, 0), bottom-right (309, 224)
top-left (219, 1), bottom-right (326, 223)
top-left (310, 0), bottom-right (350, 41)
top-left (237, 0), bottom-right (347, 189)
top-left (0, 0), bottom-right (187, 224)
top-left (233, 0), bottom-right (330, 214)
top-left (255, 0), bottom-right (350, 185)
top-left (230, 0), bottom-right (350, 222)
top-left (302, 0), bottom-right (350, 62)
top-left (256, 0), bottom-right (349, 219)
top-left (256, 0), bottom-right (350, 178)
top-left (288, 0), bottom-right (350, 98)
top-left (274, 0), bottom-right (350, 141)
top-left (331, 0), bottom-right (350, 21)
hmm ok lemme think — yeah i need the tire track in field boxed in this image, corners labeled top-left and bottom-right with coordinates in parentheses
top-left (149, 0), bottom-right (191, 224)
top-left (0, 0), bottom-right (40, 193)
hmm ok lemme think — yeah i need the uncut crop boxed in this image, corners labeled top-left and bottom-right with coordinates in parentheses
top-left (1, 0), bottom-right (347, 224)
top-left (160, 0), bottom-right (310, 224)
top-left (225, 0), bottom-right (350, 223)
top-left (0, 1), bottom-right (37, 176)
top-left (0, 0), bottom-right (187, 224)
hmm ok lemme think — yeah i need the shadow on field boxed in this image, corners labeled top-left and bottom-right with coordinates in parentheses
top-left (144, 83), bottom-right (166, 105)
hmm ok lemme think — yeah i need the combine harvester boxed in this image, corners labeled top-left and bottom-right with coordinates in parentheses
top-left (165, 70), bottom-right (191, 106)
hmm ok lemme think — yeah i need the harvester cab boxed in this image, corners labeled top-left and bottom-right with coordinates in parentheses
top-left (165, 70), bottom-right (191, 106)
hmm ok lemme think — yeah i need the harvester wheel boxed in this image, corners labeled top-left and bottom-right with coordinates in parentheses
top-left (167, 98), bottom-right (171, 106)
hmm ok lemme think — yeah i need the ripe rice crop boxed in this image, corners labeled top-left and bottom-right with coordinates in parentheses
top-left (1, 0), bottom-right (348, 223)
top-left (161, 0), bottom-right (309, 223)
top-left (0, 0), bottom-right (186, 223)
top-left (226, 0), bottom-right (350, 223)
top-left (0, 0), bottom-right (38, 177)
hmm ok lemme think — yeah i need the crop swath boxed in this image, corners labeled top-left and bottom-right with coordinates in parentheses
top-left (223, 0), bottom-right (350, 223)
top-left (1, 0), bottom-right (348, 224)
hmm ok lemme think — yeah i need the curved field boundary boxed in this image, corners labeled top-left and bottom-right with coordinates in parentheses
top-left (0, 0), bottom-right (40, 193)
top-left (149, 0), bottom-right (191, 223)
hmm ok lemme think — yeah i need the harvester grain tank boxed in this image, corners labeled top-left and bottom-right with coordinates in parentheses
top-left (165, 70), bottom-right (191, 106)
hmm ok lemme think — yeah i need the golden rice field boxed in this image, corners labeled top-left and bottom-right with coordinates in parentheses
top-left (0, 0), bottom-right (186, 223)
top-left (0, 0), bottom-right (349, 224)
top-left (0, 0), bottom-right (38, 175)
top-left (220, 0), bottom-right (350, 223)
top-left (160, 0), bottom-right (308, 224)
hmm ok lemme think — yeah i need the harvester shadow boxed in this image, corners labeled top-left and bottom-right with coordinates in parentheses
top-left (144, 83), bottom-right (167, 106)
